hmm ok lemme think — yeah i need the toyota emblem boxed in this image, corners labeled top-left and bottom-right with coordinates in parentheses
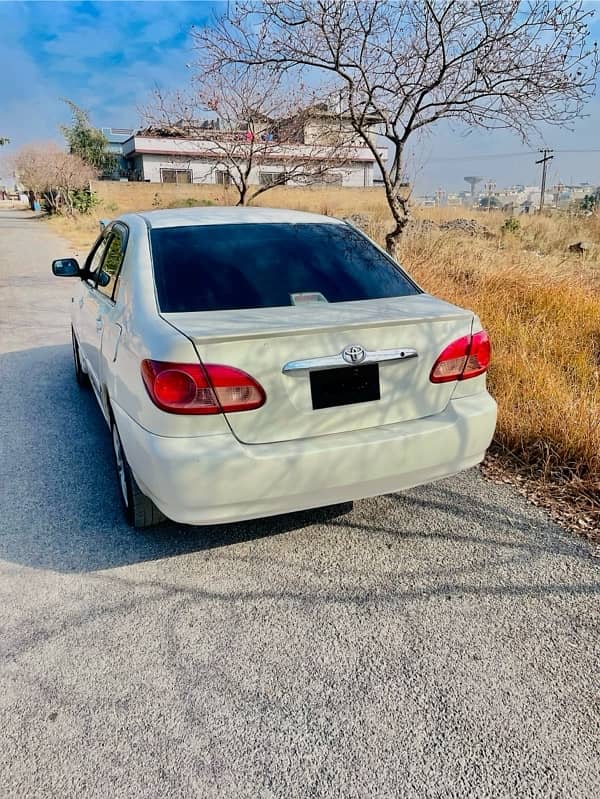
top-left (342, 344), bottom-right (366, 365)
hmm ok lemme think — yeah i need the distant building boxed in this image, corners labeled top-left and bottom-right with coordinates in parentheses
top-left (119, 110), bottom-right (387, 188)
top-left (414, 191), bottom-right (466, 208)
top-left (446, 192), bottom-right (463, 208)
top-left (493, 185), bottom-right (539, 210)
top-left (415, 195), bottom-right (438, 207)
top-left (555, 183), bottom-right (596, 207)
top-left (416, 180), bottom-right (598, 212)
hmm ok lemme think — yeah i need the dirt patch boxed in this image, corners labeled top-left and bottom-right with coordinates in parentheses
top-left (438, 217), bottom-right (495, 237)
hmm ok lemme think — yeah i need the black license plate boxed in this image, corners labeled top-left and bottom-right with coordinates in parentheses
top-left (310, 364), bottom-right (380, 410)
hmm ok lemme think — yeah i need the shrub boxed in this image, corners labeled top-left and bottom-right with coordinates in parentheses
top-left (502, 216), bottom-right (521, 234)
top-left (166, 198), bottom-right (215, 208)
top-left (70, 190), bottom-right (100, 214)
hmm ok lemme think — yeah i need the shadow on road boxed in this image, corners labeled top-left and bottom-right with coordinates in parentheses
top-left (0, 343), bottom-right (594, 576)
top-left (0, 344), bottom-right (353, 572)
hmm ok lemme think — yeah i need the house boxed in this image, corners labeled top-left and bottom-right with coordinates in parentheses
top-left (415, 195), bottom-right (438, 207)
top-left (120, 110), bottom-right (387, 188)
top-left (494, 185), bottom-right (540, 210)
top-left (446, 192), bottom-right (464, 208)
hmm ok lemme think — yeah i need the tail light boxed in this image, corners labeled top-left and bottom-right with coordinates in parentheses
top-left (430, 330), bottom-right (491, 383)
top-left (141, 360), bottom-right (266, 414)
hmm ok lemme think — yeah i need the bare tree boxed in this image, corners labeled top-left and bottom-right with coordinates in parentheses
top-left (193, 0), bottom-right (599, 256)
top-left (12, 143), bottom-right (98, 214)
top-left (141, 65), bottom-right (359, 206)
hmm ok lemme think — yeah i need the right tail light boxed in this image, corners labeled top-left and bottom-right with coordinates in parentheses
top-left (430, 330), bottom-right (491, 383)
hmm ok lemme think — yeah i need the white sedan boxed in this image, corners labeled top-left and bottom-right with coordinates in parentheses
top-left (52, 207), bottom-right (496, 527)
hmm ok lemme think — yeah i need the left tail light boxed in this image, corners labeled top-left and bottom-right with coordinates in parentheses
top-left (141, 360), bottom-right (266, 414)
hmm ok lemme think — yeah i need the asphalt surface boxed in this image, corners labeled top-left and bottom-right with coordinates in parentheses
top-left (0, 209), bottom-right (598, 798)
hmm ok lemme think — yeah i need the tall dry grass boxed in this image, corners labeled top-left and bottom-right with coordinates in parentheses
top-left (48, 181), bottom-right (600, 505)
top-left (402, 231), bottom-right (599, 487)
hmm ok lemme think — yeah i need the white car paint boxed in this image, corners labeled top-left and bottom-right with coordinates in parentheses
top-left (166, 296), bottom-right (477, 445)
top-left (60, 207), bottom-right (497, 526)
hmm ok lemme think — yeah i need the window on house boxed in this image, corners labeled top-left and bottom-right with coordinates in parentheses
top-left (215, 170), bottom-right (232, 186)
top-left (259, 171), bottom-right (286, 186)
top-left (161, 169), bottom-right (192, 184)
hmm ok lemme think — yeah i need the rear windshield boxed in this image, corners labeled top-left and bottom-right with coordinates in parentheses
top-left (150, 222), bottom-right (420, 313)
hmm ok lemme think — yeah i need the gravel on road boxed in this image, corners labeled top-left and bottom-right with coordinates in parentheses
top-left (0, 210), bottom-right (598, 799)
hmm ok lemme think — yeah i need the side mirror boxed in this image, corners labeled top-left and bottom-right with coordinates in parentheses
top-left (97, 271), bottom-right (111, 288)
top-left (52, 258), bottom-right (81, 277)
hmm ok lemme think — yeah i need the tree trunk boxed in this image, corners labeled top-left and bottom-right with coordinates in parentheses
top-left (236, 182), bottom-right (249, 206)
top-left (382, 141), bottom-right (410, 259)
top-left (384, 190), bottom-right (410, 260)
top-left (43, 191), bottom-right (58, 215)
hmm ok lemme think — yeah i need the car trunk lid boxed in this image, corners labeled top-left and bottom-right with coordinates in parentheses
top-left (163, 294), bottom-right (474, 444)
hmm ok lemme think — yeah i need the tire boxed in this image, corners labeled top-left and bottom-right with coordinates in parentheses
top-left (111, 420), bottom-right (167, 528)
top-left (72, 328), bottom-right (90, 388)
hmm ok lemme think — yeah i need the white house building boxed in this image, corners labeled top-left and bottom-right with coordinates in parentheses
top-left (120, 111), bottom-right (387, 188)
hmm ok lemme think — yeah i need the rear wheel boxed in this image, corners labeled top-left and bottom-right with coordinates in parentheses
top-left (111, 420), bottom-right (167, 528)
top-left (72, 328), bottom-right (89, 388)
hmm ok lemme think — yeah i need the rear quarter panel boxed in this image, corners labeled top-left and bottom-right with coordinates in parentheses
top-left (105, 214), bottom-right (230, 438)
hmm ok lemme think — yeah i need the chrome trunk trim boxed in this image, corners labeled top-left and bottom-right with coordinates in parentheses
top-left (282, 347), bottom-right (418, 374)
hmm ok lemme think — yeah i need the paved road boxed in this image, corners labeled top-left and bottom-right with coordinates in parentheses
top-left (0, 210), bottom-right (598, 798)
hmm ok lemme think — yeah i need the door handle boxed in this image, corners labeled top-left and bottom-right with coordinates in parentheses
top-left (96, 316), bottom-right (103, 332)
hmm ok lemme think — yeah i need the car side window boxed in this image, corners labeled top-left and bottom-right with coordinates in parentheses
top-left (96, 226), bottom-right (126, 301)
top-left (86, 235), bottom-right (110, 286)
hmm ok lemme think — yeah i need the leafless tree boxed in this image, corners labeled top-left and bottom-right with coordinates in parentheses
top-left (192, 0), bottom-right (599, 256)
top-left (141, 65), bottom-right (358, 206)
top-left (12, 143), bottom-right (98, 214)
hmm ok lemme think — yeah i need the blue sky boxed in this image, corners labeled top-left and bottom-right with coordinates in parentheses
top-left (1, 0), bottom-right (599, 193)
top-left (0, 1), bottom-right (221, 151)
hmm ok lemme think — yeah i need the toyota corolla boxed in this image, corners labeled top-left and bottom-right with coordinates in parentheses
top-left (52, 207), bottom-right (496, 527)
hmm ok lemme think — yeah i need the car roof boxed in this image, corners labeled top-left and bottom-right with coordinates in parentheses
top-left (126, 206), bottom-right (345, 230)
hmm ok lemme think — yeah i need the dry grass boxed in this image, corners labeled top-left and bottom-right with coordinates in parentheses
top-left (49, 181), bottom-right (393, 249)
top-left (48, 181), bottom-right (600, 526)
top-left (403, 232), bottom-right (599, 480)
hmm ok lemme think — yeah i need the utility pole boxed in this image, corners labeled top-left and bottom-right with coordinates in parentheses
top-left (536, 149), bottom-right (554, 213)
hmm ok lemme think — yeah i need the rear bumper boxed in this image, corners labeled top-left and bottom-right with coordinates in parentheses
top-left (112, 392), bottom-right (497, 525)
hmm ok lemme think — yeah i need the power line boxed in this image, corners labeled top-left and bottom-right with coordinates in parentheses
top-left (427, 147), bottom-right (600, 163)
top-left (552, 148), bottom-right (600, 154)
top-left (428, 151), bottom-right (534, 162)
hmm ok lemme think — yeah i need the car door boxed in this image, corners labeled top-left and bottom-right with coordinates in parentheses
top-left (77, 232), bottom-right (111, 392)
top-left (92, 224), bottom-right (128, 393)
